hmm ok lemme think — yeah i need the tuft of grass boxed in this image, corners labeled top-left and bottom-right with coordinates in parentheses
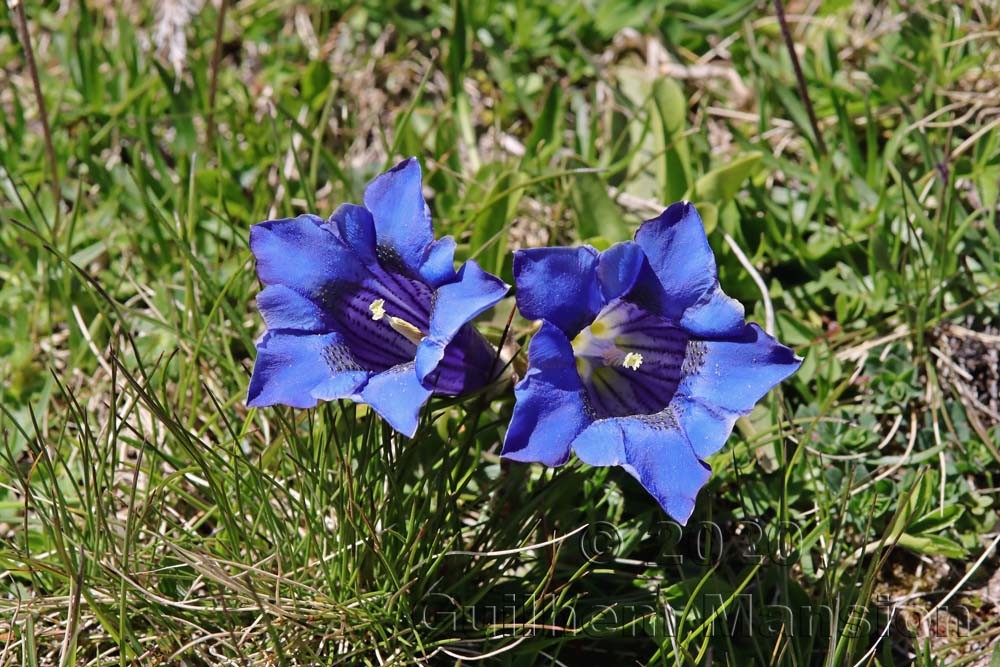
top-left (1, 0), bottom-right (998, 664)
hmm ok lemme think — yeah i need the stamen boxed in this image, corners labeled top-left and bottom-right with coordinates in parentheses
top-left (388, 316), bottom-right (425, 346)
top-left (369, 298), bottom-right (424, 344)
top-left (622, 352), bottom-right (643, 370)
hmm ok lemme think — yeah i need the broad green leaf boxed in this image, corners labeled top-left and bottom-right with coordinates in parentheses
top-left (693, 201), bottom-right (718, 234)
top-left (446, 0), bottom-right (469, 91)
top-left (301, 60), bottom-right (331, 106)
top-left (525, 83), bottom-right (565, 162)
top-left (592, 0), bottom-right (655, 39)
top-left (897, 532), bottom-right (968, 559)
top-left (687, 153), bottom-right (763, 204)
top-left (908, 505), bottom-right (963, 534)
top-left (468, 166), bottom-right (523, 279)
top-left (976, 167), bottom-right (999, 211)
top-left (606, 107), bottom-right (632, 187)
top-left (650, 77), bottom-right (690, 202)
top-left (569, 168), bottom-right (628, 241)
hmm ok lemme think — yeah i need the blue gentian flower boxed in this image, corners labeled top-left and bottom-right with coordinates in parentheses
top-left (501, 202), bottom-right (800, 523)
top-left (247, 158), bottom-right (510, 437)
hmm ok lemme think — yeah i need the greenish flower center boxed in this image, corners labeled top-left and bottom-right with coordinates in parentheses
top-left (571, 312), bottom-right (643, 380)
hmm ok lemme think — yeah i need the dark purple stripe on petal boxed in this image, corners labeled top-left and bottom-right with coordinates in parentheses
top-left (588, 371), bottom-right (634, 418)
top-left (577, 299), bottom-right (691, 419)
top-left (351, 270), bottom-right (432, 326)
top-left (317, 280), bottom-right (421, 372)
top-left (621, 341), bottom-right (686, 355)
top-left (626, 370), bottom-right (676, 413)
top-left (423, 325), bottom-right (497, 395)
top-left (386, 272), bottom-right (433, 321)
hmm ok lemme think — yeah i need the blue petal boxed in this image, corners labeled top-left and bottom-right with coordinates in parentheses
top-left (331, 203), bottom-right (377, 265)
top-left (571, 413), bottom-right (711, 524)
top-left (247, 331), bottom-right (368, 408)
top-left (363, 158), bottom-right (434, 275)
top-left (668, 396), bottom-right (740, 459)
top-left (360, 362), bottom-right (433, 437)
top-left (678, 323), bottom-right (801, 414)
top-left (501, 322), bottom-right (592, 467)
top-left (257, 284), bottom-right (334, 332)
top-left (419, 236), bottom-right (458, 286)
top-left (414, 260), bottom-right (510, 384)
top-left (597, 241), bottom-right (645, 302)
top-left (250, 214), bottom-right (363, 292)
top-left (634, 202), bottom-right (735, 326)
top-left (513, 246), bottom-right (604, 336)
top-left (312, 370), bottom-right (371, 402)
top-left (679, 285), bottom-right (746, 338)
top-left (423, 326), bottom-right (498, 395)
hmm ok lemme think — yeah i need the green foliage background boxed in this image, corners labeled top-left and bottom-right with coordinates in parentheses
top-left (1, 0), bottom-right (998, 664)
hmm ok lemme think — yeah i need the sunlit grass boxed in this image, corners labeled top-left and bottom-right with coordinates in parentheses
top-left (1, 1), bottom-right (998, 665)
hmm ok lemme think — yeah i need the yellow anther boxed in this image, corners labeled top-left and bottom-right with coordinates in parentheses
top-left (369, 298), bottom-right (424, 344)
top-left (388, 316), bottom-right (425, 346)
top-left (622, 352), bottom-right (643, 371)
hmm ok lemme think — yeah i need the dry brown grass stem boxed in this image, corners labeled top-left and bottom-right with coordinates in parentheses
top-left (10, 0), bottom-right (60, 234)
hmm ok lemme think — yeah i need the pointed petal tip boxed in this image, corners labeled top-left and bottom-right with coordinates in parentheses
top-left (245, 391), bottom-right (266, 409)
top-left (746, 322), bottom-right (804, 373)
top-left (646, 460), bottom-right (710, 524)
top-left (393, 155), bottom-right (420, 170)
top-left (679, 323), bottom-right (801, 415)
top-left (633, 202), bottom-right (719, 320)
top-left (656, 199), bottom-right (697, 222)
top-left (363, 157), bottom-right (434, 275)
top-left (499, 444), bottom-right (571, 468)
top-left (397, 419), bottom-right (419, 439)
top-left (660, 492), bottom-right (698, 525)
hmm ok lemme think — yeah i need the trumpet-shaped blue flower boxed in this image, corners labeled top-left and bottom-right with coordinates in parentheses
top-left (247, 158), bottom-right (510, 436)
top-left (501, 202), bottom-right (800, 523)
